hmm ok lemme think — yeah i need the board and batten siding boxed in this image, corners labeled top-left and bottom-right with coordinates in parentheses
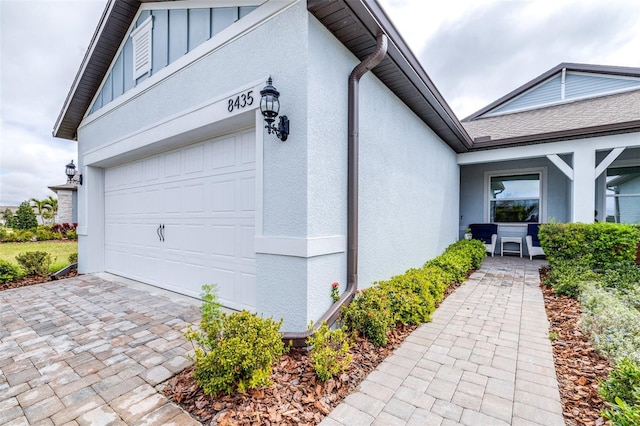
top-left (89, 5), bottom-right (258, 115)
top-left (486, 72), bottom-right (640, 117)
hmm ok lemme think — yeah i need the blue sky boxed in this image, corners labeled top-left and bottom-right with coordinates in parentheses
top-left (1, 0), bottom-right (639, 206)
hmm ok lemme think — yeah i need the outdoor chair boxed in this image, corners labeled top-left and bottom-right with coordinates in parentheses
top-left (525, 223), bottom-right (545, 260)
top-left (470, 223), bottom-right (498, 257)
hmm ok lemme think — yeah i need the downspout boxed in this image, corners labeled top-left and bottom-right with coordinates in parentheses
top-left (282, 32), bottom-right (388, 347)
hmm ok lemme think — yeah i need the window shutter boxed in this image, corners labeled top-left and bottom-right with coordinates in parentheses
top-left (131, 16), bottom-right (153, 80)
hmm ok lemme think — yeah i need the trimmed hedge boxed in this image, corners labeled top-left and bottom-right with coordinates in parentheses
top-left (342, 239), bottom-right (486, 346)
top-left (539, 222), bottom-right (640, 270)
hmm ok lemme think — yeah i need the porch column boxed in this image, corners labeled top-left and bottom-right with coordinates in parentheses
top-left (572, 149), bottom-right (596, 223)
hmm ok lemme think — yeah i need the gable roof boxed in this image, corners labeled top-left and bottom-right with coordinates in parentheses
top-left (463, 63), bottom-right (640, 122)
top-left (462, 63), bottom-right (640, 148)
top-left (53, 0), bottom-right (473, 152)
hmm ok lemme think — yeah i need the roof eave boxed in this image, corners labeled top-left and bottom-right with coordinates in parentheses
top-left (308, 0), bottom-right (472, 152)
top-left (53, 0), bottom-right (141, 140)
top-left (468, 119), bottom-right (640, 151)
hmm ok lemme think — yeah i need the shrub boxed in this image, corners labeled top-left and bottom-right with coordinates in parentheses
top-left (35, 226), bottom-right (56, 241)
top-left (544, 259), bottom-right (599, 298)
top-left (580, 283), bottom-right (640, 364)
top-left (15, 251), bottom-right (52, 277)
top-left (307, 321), bottom-right (352, 381)
top-left (539, 222), bottom-right (640, 270)
top-left (0, 260), bottom-right (21, 283)
top-left (602, 262), bottom-right (640, 291)
top-left (13, 201), bottom-right (38, 230)
top-left (341, 287), bottom-right (394, 346)
top-left (68, 252), bottom-right (78, 264)
top-left (65, 229), bottom-right (78, 240)
top-left (378, 269), bottom-right (435, 325)
top-left (599, 358), bottom-right (640, 424)
top-left (186, 285), bottom-right (285, 395)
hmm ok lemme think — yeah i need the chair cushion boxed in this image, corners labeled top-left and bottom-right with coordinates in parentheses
top-left (527, 223), bottom-right (541, 247)
top-left (470, 224), bottom-right (498, 244)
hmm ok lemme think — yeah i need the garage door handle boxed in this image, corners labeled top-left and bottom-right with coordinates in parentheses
top-left (160, 224), bottom-right (165, 242)
top-left (157, 224), bottom-right (163, 242)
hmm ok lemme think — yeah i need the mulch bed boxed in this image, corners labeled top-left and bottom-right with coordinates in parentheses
top-left (164, 282), bottom-right (462, 425)
top-left (0, 270), bottom-right (79, 292)
top-left (539, 268), bottom-right (612, 426)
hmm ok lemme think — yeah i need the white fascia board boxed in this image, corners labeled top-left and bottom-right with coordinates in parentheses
top-left (255, 236), bottom-right (346, 258)
top-left (458, 132), bottom-right (640, 165)
top-left (79, 0), bottom-right (298, 129)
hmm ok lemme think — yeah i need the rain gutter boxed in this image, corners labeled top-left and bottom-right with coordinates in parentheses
top-left (282, 32), bottom-right (388, 347)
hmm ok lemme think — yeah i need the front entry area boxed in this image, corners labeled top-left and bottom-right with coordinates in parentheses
top-left (104, 128), bottom-right (256, 311)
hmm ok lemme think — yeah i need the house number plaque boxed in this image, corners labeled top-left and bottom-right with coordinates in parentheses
top-left (227, 90), bottom-right (254, 113)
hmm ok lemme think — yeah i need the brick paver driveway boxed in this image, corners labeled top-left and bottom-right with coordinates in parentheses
top-left (0, 273), bottom-right (202, 425)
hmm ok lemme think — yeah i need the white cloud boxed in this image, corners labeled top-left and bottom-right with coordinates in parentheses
top-left (0, 0), bottom-right (105, 206)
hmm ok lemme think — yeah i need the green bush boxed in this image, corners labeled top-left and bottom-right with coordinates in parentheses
top-left (68, 252), bottom-right (78, 264)
top-left (580, 283), bottom-right (640, 364)
top-left (539, 222), bottom-right (640, 270)
top-left (35, 226), bottom-right (56, 241)
top-left (544, 259), bottom-right (599, 298)
top-left (599, 358), bottom-right (640, 425)
top-left (186, 285), bottom-right (285, 395)
top-left (65, 229), bottom-right (77, 240)
top-left (341, 287), bottom-right (394, 346)
top-left (0, 260), bottom-right (21, 283)
top-left (602, 262), bottom-right (640, 291)
top-left (307, 321), bottom-right (352, 382)
top-left (15, 251), bottom-right (52, 277)
top-left (378, 269), bottom-right (435, 325)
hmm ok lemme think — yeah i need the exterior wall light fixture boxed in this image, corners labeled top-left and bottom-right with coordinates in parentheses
top-left (65, 160), bottom-right (83, 185)
top-left (260, 77), bottom-right (289, 141)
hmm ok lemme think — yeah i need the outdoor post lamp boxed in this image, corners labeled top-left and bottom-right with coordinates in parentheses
top-left (260, 77), bottom-right (289, 141)
top-left (65, 160), bottom-right (83, 185)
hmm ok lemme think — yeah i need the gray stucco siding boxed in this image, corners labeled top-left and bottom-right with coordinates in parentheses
top-left (357, 73), bottom-right (460, 288)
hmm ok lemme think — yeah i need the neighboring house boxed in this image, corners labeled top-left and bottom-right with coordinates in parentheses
top-left (459, 63), bottom-right (640, 254)
top-left (53, 0), bottom-right (470, 332)
top-left (48, 182), bottom-right (78, 224)
top-left (53, 0), bottom-right (640, 332)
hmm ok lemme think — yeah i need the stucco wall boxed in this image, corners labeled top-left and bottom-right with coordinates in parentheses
top-left (357, 76), bottom-right (460, 286)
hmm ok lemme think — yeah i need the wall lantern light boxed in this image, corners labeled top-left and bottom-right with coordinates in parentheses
top-left (65, 160), bottom-right (83, 185)
top-left (260, 77), bottom-right (289, 141)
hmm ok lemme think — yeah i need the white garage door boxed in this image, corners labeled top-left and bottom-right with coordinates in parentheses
top-left (104, 129), bottom-right (256, 311)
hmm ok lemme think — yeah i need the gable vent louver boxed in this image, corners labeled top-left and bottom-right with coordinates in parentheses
top-left (131, 16), bottom-right (153, 80)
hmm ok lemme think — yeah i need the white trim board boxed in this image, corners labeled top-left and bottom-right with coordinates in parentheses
top-left (255, 236), bottom-right (346, 258)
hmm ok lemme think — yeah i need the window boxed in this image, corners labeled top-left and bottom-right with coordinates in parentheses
top-left (489, 173), bottom-right (541, 223)
top-left (606, 166), bottom-right (640, 223)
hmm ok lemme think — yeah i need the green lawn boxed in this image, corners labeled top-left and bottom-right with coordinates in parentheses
top-left (0, 240), bottom-right (78, 273)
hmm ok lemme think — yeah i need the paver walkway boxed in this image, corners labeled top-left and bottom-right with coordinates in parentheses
top-left (0, 273), bottom-right (202, 425)
top-left (322, 256), bottom-right (565, 426)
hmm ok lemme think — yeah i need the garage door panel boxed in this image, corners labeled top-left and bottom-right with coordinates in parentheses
top-left (240, 177), bottom-right (255, 211)
top-left (184, 145), bottom-right (205, 174)
top-left (240, 226), bottom-right (255, 259)
top-left (211, 180), bottom-right (236, 212)
top-left (183, 184), bottom-right (205, 213)
top-left (144, 156), bottom-right (160, 181)
top-left (105, 128), bottom-right (256, 309)
top-left (210, 225), bottom-right (236, 257)
top-left (164, 151), bottom-right (181, 177)
top-left (163, 187), bottom-right (182, 213)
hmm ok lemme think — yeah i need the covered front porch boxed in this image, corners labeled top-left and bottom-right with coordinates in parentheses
top-left (458, 132), bottom-right (640, 257)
